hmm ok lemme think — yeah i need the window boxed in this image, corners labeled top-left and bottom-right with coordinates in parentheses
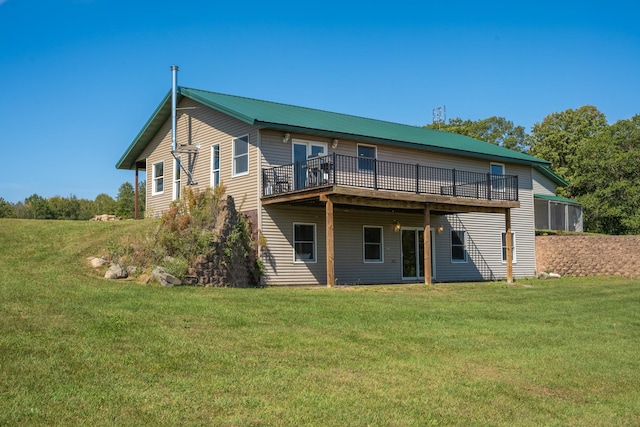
top-left (451, 230), bottom-right (467, 262)
top-left (211, 144), bottom-right (220, 187)
top-left (363, 226), bottom-right (383, 263)
top-left (152, 161), bottom-right (164, 195)
top-left (357, 144), bottom-right (376, 172)
top-left (501, 232), bottom-right (516, 263)
top-left (293, 223), bottom-right (316, 262)
top-left (233, 135), bottom-right (249, 176)
top-left (173, 157), bottom-right (181, 201)
top-left (491, 163), bottom-right (505, 192)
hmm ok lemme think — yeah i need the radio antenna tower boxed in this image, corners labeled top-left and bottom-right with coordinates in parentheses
top-left (432, 105), bottom-right (446, 129)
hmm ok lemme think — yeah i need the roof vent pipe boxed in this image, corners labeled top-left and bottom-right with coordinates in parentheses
top-left (171, 65), bottom-right (179, 152)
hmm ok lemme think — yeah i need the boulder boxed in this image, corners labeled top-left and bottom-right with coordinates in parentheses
top-left (90, 214), bottom-right (121, 221)
top-left (152, 267), bottom-right (182, 287)
top-left (88, 257), bottom-right (107, 268)
top-left (105, 263), bottom-right (128, 279)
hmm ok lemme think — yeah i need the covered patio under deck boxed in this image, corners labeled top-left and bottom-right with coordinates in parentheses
top-left (262, 185), bottom-right (518, 287)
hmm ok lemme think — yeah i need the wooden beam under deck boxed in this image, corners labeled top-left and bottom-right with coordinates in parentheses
top-left (424, 205), bottom-right (432, 285)
top-left (264, 185), bottom-right (518, 214)
top-left (505, 208), bottom-right (514, 284)
top-left (325, 195), bottom-right (335, 288)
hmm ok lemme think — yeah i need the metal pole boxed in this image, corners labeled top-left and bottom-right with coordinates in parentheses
top-left (171, 65), bottom-right (179, 152)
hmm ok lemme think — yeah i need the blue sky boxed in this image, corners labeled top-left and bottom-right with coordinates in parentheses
top-left (1, 0), bottom-right (638, 203)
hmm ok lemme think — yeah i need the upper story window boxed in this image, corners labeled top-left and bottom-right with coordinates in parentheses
top-left (357, 144), bottom-right (377, 172)
top-left (451, 230), bottom-right (467, 263)
top-left (211, 144), bottom-right (220, 187)
top-left (233, 135), bottom-right (249, 176)
top-left (491, 163), bottom-right (505, 192)
top-left (152, 161), bottom-right (164, 195)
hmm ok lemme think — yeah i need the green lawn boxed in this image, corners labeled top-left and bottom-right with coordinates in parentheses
top-left (1, 219), bottom-right (639, 426)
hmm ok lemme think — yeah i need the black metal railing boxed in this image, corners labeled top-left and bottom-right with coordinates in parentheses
top-left (262, 153), bottom-right (518, 202)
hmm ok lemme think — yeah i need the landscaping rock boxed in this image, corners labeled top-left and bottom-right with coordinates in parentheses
top-left (105, 263), bottom-right (128, 279)
top-left (152, 267), bottom-right (182, 287)
top-left (90, 214), bottom-right (121, 221)
top-left (88, 257), bottom-right (107, 268)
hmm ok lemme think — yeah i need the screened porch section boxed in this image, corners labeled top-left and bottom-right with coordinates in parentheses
top-left (534, 194), bottom-right (583, 232)
top-left (262, 153), bottom-right (519, 202)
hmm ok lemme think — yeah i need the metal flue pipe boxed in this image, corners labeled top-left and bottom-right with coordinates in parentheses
top-left (171, 65), bottom-right (179, 152)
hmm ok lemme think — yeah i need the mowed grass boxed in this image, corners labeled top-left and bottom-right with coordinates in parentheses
top-left (1, 219), bottom-right (639, 426)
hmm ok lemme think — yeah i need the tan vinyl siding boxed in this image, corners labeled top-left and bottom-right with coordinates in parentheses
top-left (532, 168), bottom-right (557, 196)
top-left (140, 97), bottom-right (260, 217)
top-left (435, 164), bottom-right (536, 282)
top-left (259, 135), bottom-right (537, 284)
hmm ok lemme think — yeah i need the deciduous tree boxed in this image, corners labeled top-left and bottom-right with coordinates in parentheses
top-left (426, 116), bottom-right (529, 151)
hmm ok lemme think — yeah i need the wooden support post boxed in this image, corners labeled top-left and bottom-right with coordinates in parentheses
top-left (424, 205), bottom-right (432, 285)
top-left (326, 195), bottom-right (335, 287)
top-left (134, 167), bottom-right (139, 220)
top-left (505, 208), bottom-right (514, 284)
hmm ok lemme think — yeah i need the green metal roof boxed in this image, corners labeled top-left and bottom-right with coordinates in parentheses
top-left (117, 87), bottom-right (551, 170)
top-left (534, 194), bottom-right (582, 205)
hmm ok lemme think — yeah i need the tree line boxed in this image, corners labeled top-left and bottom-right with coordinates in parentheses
top-left (0, 182), bottom-right (145, 220)
top-left (427, 106), bottom-right (640, 235)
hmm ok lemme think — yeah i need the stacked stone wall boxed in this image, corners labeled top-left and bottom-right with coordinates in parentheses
top-left (536, 235), bottom-right (640, 277)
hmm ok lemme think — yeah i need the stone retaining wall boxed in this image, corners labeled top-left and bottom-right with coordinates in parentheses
top-left (536, 235), bottom-right (640, 277)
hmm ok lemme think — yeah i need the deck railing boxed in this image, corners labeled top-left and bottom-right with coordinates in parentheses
top-left (262, 153), bottom-right (518, 202)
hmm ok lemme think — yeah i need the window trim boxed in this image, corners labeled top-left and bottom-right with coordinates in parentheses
top-left (450, 230), bottom-right (468, 263)
top-left (501, 232), bottom-right (517, 264)
top-left (232, 134), bottom-right (250, 177)
top-left (293, 222), bottom-right (317, 263)
top-left (152, 161), bottom-right (164, 196)
top-left (211, 143), bottom-right (221, 187)
top-left (363, 225), bottom-right (384, 263)
top-left (357, 143), bottom-right (377, 173)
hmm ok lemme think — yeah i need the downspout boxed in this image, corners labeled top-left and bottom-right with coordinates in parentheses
top-left (171, 65), bottom-right (179, 152)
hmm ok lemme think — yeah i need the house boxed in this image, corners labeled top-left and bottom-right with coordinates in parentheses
top-left (117, 69), bottom-right (558, 286)
top-left (532, 166), bottom-right (583, 232)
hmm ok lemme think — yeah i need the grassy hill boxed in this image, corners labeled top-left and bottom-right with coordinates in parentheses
top-left (1, 219), bottom-right (639, 425)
